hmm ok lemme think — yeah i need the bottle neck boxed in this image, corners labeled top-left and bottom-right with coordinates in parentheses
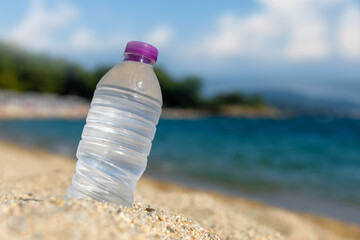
top-left (123, 52), bottom-right (155, 66)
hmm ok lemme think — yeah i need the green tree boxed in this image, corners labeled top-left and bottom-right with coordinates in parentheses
top-left (0, 40), bottom-right (267, 110)
top-left (154, 67), bottom-right (202, 108)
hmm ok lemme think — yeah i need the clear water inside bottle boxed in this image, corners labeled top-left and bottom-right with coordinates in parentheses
top-left (66, 60), bottom-right (162, 207)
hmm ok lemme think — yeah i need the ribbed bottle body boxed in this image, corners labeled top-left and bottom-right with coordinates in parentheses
top-left (66, 82), bottom-right (162, 207)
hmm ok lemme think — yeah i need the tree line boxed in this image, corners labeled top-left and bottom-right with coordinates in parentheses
top-left (0, 41), bottom-right (265, 110)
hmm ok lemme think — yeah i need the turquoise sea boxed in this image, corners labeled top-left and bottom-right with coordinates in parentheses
top-left (0, 116), bottom-right (359, 224)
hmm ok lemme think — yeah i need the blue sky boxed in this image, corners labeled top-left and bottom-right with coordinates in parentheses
top-left (1, 0), bottom-right (360, 102)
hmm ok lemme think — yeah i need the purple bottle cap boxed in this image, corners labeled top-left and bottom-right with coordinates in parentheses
top-left (124, 41), bottom-right (159, 63)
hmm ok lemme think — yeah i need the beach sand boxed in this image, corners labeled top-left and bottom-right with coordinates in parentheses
top-left (0, 142), bottom-right (359, 240)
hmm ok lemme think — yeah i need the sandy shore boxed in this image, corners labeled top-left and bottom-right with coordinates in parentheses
top-left (0, 142), bottom-right (359, 239)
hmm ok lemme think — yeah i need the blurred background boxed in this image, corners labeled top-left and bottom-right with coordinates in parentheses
top-left (0, 0), bottom-right (359, 224)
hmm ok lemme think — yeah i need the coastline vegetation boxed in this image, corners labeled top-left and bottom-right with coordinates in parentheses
top-left (0, 41), bottom-right (269, 114)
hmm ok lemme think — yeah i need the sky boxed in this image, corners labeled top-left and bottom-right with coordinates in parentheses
top-left (0, 0), bottom-right (360, 102)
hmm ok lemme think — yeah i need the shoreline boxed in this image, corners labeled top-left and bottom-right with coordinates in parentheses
top-left (0, 107), bottom-right (282, 120)
top-left (0, 90), bottom-right (283, 120)
top-left (145, 171), bottom-right (360, 225)
top-left (140, 175), bottom-right (360, 239)
top-left (1, 141), bottom-right (360, 239)
top-left (0, 133), bottom-right (358, 225)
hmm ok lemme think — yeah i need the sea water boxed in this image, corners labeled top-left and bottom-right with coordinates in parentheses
top-left (0, 116), bottom-right (359, 223)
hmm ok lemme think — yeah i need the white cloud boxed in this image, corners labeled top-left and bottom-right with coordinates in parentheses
top-left (337, 5), bottom-right (360, 58)
top-left (283, 17), bottom-right (329, 59)
top-left (70, 29), bottom-right (101, 51)
top-left (197, 0), bottom-right (360, 61)
top-left (9, 0), bottom-right (167, 56)
top-left (67, 26), bottom-right (173, 55)
top-left (68, 25), bottom-right (174, 54)
top-left (11, 0), bottom-right (78, 51)
top-left (145, 26), bottom-right (173, 48)
top-left (66, 29), bottom-right (129, 56)
top-left (202, 13), bottom-right (280, 58)
top-left (67, 26), bottom-right (174, 54)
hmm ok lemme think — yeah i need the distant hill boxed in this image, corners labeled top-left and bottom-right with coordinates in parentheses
top-left (261, 90), bottom-right (360, 118)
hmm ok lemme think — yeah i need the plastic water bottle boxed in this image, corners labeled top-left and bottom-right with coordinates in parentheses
top-left (65, 41), bottom-right (162, 207)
